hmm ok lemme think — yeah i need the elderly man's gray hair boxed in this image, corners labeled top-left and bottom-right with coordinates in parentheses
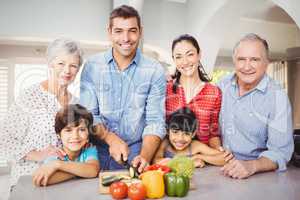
top-left (232, 33), bottom-right (269, 60)
top-left (46, 38), bottom-right (83, 66)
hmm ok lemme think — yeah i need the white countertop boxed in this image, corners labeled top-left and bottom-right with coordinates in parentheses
top-left (9, 165), bottom-right (300, 200)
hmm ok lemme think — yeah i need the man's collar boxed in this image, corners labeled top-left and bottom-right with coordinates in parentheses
top-left (230, 73), bottom-right (268, 92)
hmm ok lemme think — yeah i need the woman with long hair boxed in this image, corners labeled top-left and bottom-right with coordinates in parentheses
top-left (166, 34), bottom-right (222, 150)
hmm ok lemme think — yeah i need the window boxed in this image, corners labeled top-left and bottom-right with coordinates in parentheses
top-left (267, 61), bottom-right (288, 92)
top-left (0, 60), bottom-right (10, 166)
top-left (14, 64), bottom-right (47, 100)
top-left (0, 60), bottom-right (9, 120)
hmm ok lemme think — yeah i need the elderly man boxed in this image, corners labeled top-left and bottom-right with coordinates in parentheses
top-left (218, 33), bottom-right (294, 179)
top-left (80, 5), bottom-right (166, 172)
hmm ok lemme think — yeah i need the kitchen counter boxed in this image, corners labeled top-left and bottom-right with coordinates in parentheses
top-left (9, 165), bottom-right (300, 200)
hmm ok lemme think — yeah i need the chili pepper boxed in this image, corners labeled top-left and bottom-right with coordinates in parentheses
top-left (144, 164), bottom-right (171, 174)
top-left (164, 172), bottom-right (190, 197)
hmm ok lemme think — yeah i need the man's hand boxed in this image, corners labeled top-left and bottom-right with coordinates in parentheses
top-left (32, 161), bottom-right (60, 186)
top-left (131, 155), bottom-right (149, 173)
top-left (94, 124), bottom-right (129, 164)
top-left (106, 133), bottom-right (129, 164)
top-left (220, 159), bottom-right (256, 179)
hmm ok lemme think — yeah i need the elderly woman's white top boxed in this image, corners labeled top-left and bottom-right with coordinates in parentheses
top-left (0, 83), bottom-right (78, 187)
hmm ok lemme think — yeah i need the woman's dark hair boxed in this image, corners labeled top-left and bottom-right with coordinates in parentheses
top-left (171, 34), bottom-right (211, 93)
top-left (55, 104), bottom-right (95, 141)
top-left (167, 107), bottom-right (198, 133)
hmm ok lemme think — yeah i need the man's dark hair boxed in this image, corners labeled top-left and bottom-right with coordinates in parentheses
top-left (109, 5), bottom-right (141, 29)
top-left (167, 107), bottom-right (198, 133)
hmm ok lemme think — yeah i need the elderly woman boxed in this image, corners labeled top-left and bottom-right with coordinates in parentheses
top-left (0, 38), bottom-right (83, 188)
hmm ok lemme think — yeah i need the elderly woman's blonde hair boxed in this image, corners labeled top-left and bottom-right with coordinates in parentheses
top-left (46, 38), bottom-right (83, 67)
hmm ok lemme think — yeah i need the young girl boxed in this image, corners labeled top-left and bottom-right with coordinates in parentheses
top-left (154, 107), bottom-right (231, 167)
top-left (32, 104), bottom-right (100, 186)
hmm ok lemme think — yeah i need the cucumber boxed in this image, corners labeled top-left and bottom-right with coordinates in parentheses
top-left (129, 166), bottom-right (139, 178)
top-left (101, 175), bottom-right (122, 186)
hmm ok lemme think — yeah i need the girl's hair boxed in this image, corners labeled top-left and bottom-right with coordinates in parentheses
top-left (171, 34), bottom-right (211, 93)
top-left (167, 107), bottom-right (198, 133)
top-left (55, 104), bottom-right (95, 141)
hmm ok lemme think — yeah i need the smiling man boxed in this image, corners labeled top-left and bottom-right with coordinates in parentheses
top-left (218, 33), bottom-right (294, 179)
top-left (80, 5), bottom-right (166, 172)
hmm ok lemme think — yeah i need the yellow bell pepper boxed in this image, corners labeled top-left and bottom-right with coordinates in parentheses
top-left (141, 170), bottom-right (165, 198)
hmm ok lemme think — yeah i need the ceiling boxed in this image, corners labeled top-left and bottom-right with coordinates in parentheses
top-left (241, 1), bottom-right (295, 24)
top-left (166, 0), bottom-right (295, 24)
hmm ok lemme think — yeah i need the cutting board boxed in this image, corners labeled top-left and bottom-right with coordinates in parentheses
top-left (99, 170), bottom-right (130, 194)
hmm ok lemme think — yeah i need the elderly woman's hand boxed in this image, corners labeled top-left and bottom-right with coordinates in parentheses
top-left (25, 145), bottom-right (66, 162)
top-left (39, 146), bottom-right (66, 161)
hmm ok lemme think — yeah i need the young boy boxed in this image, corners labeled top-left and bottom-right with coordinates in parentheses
top-left (154, 107), bottom-right (232, 167)
top-left (32, 104), bottom-right (100, 186)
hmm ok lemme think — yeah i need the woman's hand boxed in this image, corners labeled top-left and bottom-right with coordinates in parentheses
top-left (157, 158), bottom-right (171, 166)
top-left (32, 161), bottom-right (60, 186)
top-left (40, 145), bottom-right (66, 160)
top-left (26, 145), bottom-right (66, 162)
top-left (218, 147), bottom-right (234, 163)
top-left (191, 154), bottom-right (206, 168)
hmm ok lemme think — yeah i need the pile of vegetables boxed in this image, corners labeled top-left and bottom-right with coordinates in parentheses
top-left (105, 155), bottom-right (195, 199)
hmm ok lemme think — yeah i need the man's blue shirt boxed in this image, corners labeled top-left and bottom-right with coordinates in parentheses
top-left (80, 48), bottom-right (166, 145)
top-left (218, 73), bottom-right (294, 171)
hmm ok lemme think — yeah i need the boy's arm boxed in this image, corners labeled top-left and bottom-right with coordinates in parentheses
top-left (33, 159), bottom-right (100, 186)
top-left (46, 171), bottom-right (76, 185)
top-left (55, 159), bottom-right (100, 178)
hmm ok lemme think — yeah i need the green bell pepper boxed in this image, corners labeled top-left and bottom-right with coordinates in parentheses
top-left (164, 172), bottom-right (190, 197)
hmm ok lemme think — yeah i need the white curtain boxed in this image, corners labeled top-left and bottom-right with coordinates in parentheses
top-left (267, 61), bottom-right (288, 92)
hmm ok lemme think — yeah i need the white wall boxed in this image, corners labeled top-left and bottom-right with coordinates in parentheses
top-left (220, 18), bottom-right (299, 56)
top-left (272, 0), bottom-right (300, 28)
top-left (0, 0), bottom-right (111, 42)
top-left (296, 28), bottom-right (300, 46)
top-left (143, 0), bottom-right (186, 51)
top-left (185, 0), bottom-right (300, 72)
top-left (0, 0), bottom-right (299, 69)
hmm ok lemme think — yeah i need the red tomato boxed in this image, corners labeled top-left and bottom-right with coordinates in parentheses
top-left (128, 183), bottom-right (147, 200)
top-left (109, 181), bottom-right (128, 199)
